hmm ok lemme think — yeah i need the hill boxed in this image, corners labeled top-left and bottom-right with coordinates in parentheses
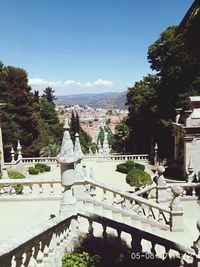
top-left (55, 91), bottom-right (127, 109)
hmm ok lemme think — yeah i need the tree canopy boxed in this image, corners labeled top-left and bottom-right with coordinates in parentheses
top-left (125, 24), bottom-right (200, 157)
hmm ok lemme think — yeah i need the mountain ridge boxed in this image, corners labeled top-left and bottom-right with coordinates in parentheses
top-left (55, 91), bottom-right (127, 109)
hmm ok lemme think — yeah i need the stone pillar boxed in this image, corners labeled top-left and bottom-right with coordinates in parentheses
top-left (57, 120), bottom-right (78, 215)
top-left (170, 185), bottom-right (184, 232)
top-left (193, 220), bottom-right (200, 267)
top-left (156, 166), bottom-right (168, 203)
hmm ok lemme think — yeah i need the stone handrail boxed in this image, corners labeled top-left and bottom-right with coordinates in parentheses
top-left (0, 209), bottom-right (195, 267)
top-left (134, 184), bottom-right (157, 197)
top-left (74, 179), bottom-right (171, 227)
top-left (166, 182), bottom-right (200, 199)
top-left (4, 157), bottom-right (58, 167)
top-left (83, 154), bottom-right (149, 161)
top-left (0, 178), bottom-right (63, 198)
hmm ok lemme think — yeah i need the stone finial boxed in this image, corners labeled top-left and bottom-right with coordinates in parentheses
top-left (175, 108), bottom-right (182, 123)
top-left (187, 156), bottom-right (195, 183)
top-left (74, 132), bottom-right (83, 159)
top-left (170, 185), bottom-right (183, 211)
top-left (10, 147), bottom-right (15, 163)
top-left (17, 140), bottom-right (22, 160)
top-left (154, 143), bottom-right (158, 166)
top-left (57, 129), bottom-right (76, 163)
top-left (157, 166), bottom-right (166, 186)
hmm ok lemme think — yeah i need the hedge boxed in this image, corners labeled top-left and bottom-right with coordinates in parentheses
top-left (116, 160), bottom-right (145, 174)
top-left (28, 167), bottom-right (40, 175)
top-left (28, 163), bottom-right (51, 174)
top-left (8, 170), bottom-right (25, 179)
top-left (126, 168), bottom-right (152, 188)
top-left (7, 170), bottom-right (25, 195)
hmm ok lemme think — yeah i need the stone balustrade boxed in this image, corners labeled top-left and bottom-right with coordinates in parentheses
top-left (83, 154), bottom-right (149, 161)
top-left (4, 157), bottom-right (58, 168)
top-left (0, 179), bottom-right (63, 199)
top-left (0, 209), bottom-right (196, 267)
top-left (74, 179), bottom-right (172, 229)
top-left (167, 183), bottom-right (200, 200)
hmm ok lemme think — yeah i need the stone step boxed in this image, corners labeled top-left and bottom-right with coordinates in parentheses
top-left (131, 216), bottom-right (143, 230)
top-left (93, 201), bottom-right (103, 214)
top-left (102, 206), bottom-right (113, 219)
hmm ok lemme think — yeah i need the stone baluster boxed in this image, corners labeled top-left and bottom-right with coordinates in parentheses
top-left (136, 203), bottom-right (143, 216)
top-left (29, 184), bottom-right (33, 195)
top-left (38, 184), bottom-right (43, 195)
top-left (131, 235), bottom-right (142, 252)
top-left (47, 233), bottom-right (57, 264)
top-left (158, 210), bottom-right (164, 224)
top-left (192, 187), bottom-right (196, 197)
top-left (23, 247), bottom-right (33, 266)
top-left (36, 241), bottom-right (44, 265)
top-left (50, 183), bottom-right (54, 194)
top-left (170, 185), bottom-right (184, 231)
top-left (102, 189), bottom-right (107, 203)
top-left (182, 188), bottom-right (187, 197)
top-left (14, 251), bottom-right (24, 267)
top-left (102, 224), bottom-right (107, 240)
top-left (88, 219), bottom-right (94, 238)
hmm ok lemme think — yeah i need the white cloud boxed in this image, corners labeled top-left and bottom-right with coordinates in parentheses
top-left (28, 78), bottom-right (63, 87)
top-left (94, 78), bottom-right (113, 87)
top-left (28, 78), bottom-right (113, 88)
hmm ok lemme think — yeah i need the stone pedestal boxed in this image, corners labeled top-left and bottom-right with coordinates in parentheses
top-left (170, 210), bottom-right (184, 232)
top-left (156, 185), bottom-right (168, 203)
top-left (170, 185), bottom-right (184, 232)
top-left (156, 166), bottom-right (168, 203)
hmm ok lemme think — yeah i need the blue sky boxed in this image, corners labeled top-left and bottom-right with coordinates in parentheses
top-left (0, 0), bottom-right (192, 95)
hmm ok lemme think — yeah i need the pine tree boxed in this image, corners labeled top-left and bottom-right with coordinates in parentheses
top-left (41, 87), bottom-right (57, 105)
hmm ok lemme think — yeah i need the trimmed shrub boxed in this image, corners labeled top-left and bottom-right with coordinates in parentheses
top-left (8, 170), bottom-right (25, 179)
top-left (116, 160), bottom-right (145, 174)
top-left (44, 165), bottom-right (51, 172)
top-left (8, 170), bottom-right (25, 195)
top-left (28, 167), bottom-right (39, 175)
top-left (126, 168), bottom-right (152, 188)
top-left (35, 163), bottom-right (46, 172)
top-left (62, 252), bottom-right (100, 267)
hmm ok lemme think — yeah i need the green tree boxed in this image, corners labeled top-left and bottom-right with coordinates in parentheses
top-left (113, 120), bottom-right (130, 153)
top-left (0, 64), bottom-right (49, 160)
top-left (41, 87), bottom-right (57, 105)
top-left (40, 143), bottom-right (60, 157)
top-left (126, 75), bottom-right (159, 154)
top-left (39, 98), bottom-right (64, 145)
